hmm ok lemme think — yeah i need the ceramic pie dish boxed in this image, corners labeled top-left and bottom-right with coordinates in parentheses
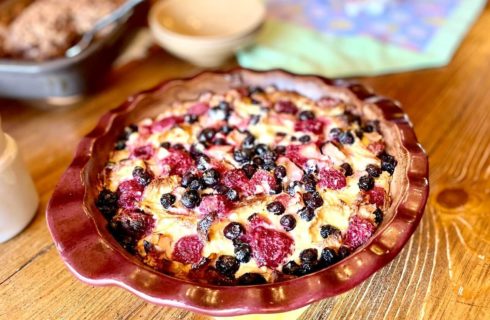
top-left (46, 68), bottom-right (429, 317)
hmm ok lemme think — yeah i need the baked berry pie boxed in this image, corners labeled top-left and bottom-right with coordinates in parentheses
top-left (96, 85), bottom-right (398, 285)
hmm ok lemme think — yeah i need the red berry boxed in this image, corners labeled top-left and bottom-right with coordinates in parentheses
top-left (317, 97), bottom-right (340, 108)
top-left (117, 179), bottom-right (144, 209)
top-left (366, 186), bottom-right (385, 207)
top-left (247, 213), bottom-right (271, 228)
top-left (250, 226), bottom-right (294, 268)
top-left (151, 116), bottom-right (184, 132)
top-left (274, 100), bottom-right (298, 114)
top-left (367, 141), bottom-right (385, 155)
top-left (198, 195), bottom-right (233, 218)
top-left (285, 145), bottom-right (307, 167)
top-left (250, 169), bottom-right (277, 195)
top-left (275, 194), bottom-right (292, 207)
top-left (318, 168), bottom-right (347, 190)
top-left (344, 216), bottom-right (375, 250)
top-left (188, 102), bottom-right (209, 115)
top-left (294, 119), bottom-right (324, 134)
top-left (131, 145), bottom-right (154, 160)
top-left (110, 209), bottom-right (154, 246)
top-left (161, 150), bottom-right (195, 176)
top-left (172, 235), bottom-right (204, 264)
top-left (223, 169), bottom-right (253, 196)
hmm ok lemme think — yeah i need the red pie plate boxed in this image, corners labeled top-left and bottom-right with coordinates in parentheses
top-left (46, 69), bottom-right (429, 317)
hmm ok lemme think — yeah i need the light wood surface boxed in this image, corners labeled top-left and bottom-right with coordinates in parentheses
top-left (1, 5), bottom-right (490, 320)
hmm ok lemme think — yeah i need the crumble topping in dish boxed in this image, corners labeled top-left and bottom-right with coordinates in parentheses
top-left (96, 86), bottom-right (398, 285)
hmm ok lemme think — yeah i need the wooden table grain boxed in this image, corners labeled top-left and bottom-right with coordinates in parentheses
top-left (1, 6), bottom-right (490, 320)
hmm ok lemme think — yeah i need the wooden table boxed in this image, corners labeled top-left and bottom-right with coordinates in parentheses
top-left (1, 6), bottom-right (490, 320)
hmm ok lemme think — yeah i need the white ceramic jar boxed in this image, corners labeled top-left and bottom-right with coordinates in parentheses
top-left (0, 118), bottom-right (38, 243)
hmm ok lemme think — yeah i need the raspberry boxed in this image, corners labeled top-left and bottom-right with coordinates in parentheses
top-left (250, 226), bottom-right (294, 268)
top-left (110, 209), bottom-right (154, 247)
top-left (274, 194), bottom-right (292, 207)
top-left (172, 235), bottom-right (204, 264)
top-left (188, 102), bottom-right (209, 115)
top-left (250, 170), bottom-right (278, 195)
top-left (318, 168), bottom-right (346, 190)
top-left (151, 116), bottom-right (184, 132)
top-left (274, 100), bottom-right (298, 114)
top-left (285, 145), bottom-right (307, 168)
top-left (117, 179), bottom-right (144, 209)
top-left (247, 213), bottom-right (271, 227)
top-left (131, 145), bottom-right (154, 160)
top-left (294, 119), bottom-right (324, 134)
top-left (198, 195), bottom-right (232, 217)
top-left (317, 97), bottom-right (340, 108)
top-left (366, 186), bottom-right (385, 207)
top-left (344, 216), bottom-right (375, 250)
top-left (161, 150), bottom-right (195, 176)
top-left (223, 169), bottom-right (253, 196)
top-left (367, 141), bottom-right (385, 155)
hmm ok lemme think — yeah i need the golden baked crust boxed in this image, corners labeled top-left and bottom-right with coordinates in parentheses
top-left (96, 86), bottom-right (399, 285)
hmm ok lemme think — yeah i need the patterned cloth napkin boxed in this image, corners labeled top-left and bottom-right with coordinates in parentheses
top-left (237, 0), bottom-right (487, 77)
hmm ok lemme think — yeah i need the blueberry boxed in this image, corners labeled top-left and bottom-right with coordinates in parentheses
top-left (114, 140), bottom-right (126, 150)
top-left (262, 150), bottom-right (277, 164)
top-left (337, 246), bottom-right (350, 259)
top-left (226, 188), bottom-right (239, 202)
top-left (202, 169), bottom-right (220, 187)
top-left (329, 128), bottom-right (342, 140)
top-left (275, 145), bottom-right (286, 155)
top-left (299, 135), bottom-right (311, 144)
top-left (181, 190), bottom-right (201, 208)
top-left (378, 152), bottom-right (397, 175)
top-left (184, 114), bottom-right (198, 123)
top-left (250, 114), bottom-right (261, 125)
top-left (320, 248), bottom-right (338, 266)
top-left (160, 141), bottom-right (171, 149)
top-left (273, 165), bottom-right (287, 180)
top-left (196, 154), bottom-right (211, 171)
top-left (252, 156), bottom-right (264, 167)
top-left (374, 208), bottom-right (383, 224)
top-left (160, 193), bottom-right (176, 209)
top-left (297, 261), bottom-right (319, 275)
top-left (213, 138), bottom-right (228, 145)
top-left (237, 273), bottom-right (267, 285)
top-left (300, 248), bottom-right (318, 263)
top-left (234, 149), bottom-right (252, 163)
top-left (242, 163), bottom-right (257, 179)
top-left (266, 201), bottom-right (285, 215)
top-left (298, 206), bottom-right (315, 221)
top-left (189, 143), bottom-right (205, 158)
top-left (132, 166), bottom-right (152, 186)
top-left (234, 242), bottom-right (252, 263)
top-left (280, 214), bottom-right (296, 231)
top-left (181, 172), bottom-right (197, 188)
top-left (214, 183), bottom-right (229, 195)
top-left (210, 102), bottom-right (231, 120)
top-left (254, 143), bottom-right (268, 156)
top-left (216, 255), bottom-right (240, 277)
top-left (343, 111), bottom-right (361, 124)
top-left (96, 189), bottom-right (118, 219)
top-left (338, 131), bottom-right (355, 145)
top-left (303, 191), bottom-right (324, 208)
top-left (366, 164), bottom-right (382, 178)
top-left (198, 128), bottom-right (217, 143)
top-left (242, 132), bottom-right (256, 149)
top-left (302, 174), bottom-right (317, 192)
top-left (282, 261), bottom-right (300, 275)
top-left (220, 124), bottom-right (233, 134)
top-left (358, 175), bottom-right (375, 191)
top-left (340, 163), bottom-right (353, 177)
top-left (172, 143), bottom-right (185, 150)
top-left (189, 178), bottom-right (204, 190)
top-left (262, 161), bottom-right (276, 171)
top-left (355, 129), bottom-right (364, 139)
top-left (248, 86), bottom-right (264, 95)
top-left (287, 181), bottom-right (302, 196)
top-left (320, 225), bottom-right (340, 239)
top-left (363, 121), bottom-right (379, 133)
top-left (223, 222), bottom-right (245, 240)
top-left (298, 110), bottom-right (315, 120)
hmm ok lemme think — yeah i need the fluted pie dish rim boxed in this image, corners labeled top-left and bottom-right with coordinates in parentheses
top-left (46, 68), bottom-right (429, 317)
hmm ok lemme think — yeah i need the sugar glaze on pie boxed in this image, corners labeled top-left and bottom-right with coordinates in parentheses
top-left (96, 86), bottom-right (398, 285)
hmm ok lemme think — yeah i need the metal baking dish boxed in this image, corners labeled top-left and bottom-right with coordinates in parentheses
top-left (0, 2), bottom-right (143, 100)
